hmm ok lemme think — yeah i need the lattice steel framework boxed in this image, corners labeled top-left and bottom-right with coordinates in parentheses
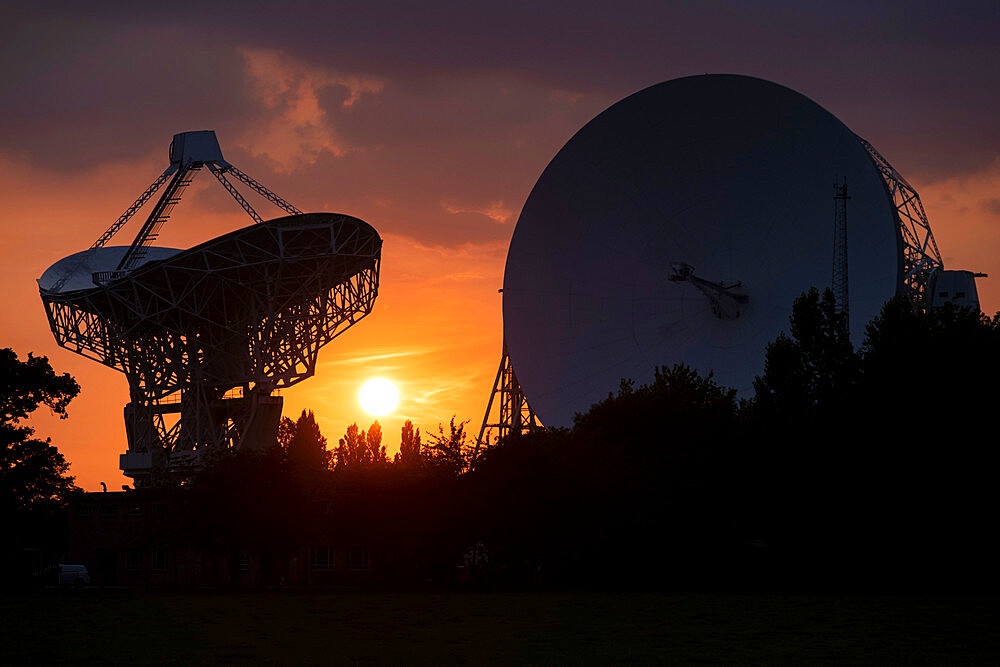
top-left (474, 342), bottom-right (541, 460)
top-left (38, 132), bottom-right (379, 483)
top-left (856, 135), bottom-right (944, 309)
top-left (832, 180), bottom-right (850, 325)
top-left (43, 215), bottom-right (380, 482)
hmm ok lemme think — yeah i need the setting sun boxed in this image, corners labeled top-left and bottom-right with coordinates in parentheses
top-left (358, 378), bottom-right (400, 416)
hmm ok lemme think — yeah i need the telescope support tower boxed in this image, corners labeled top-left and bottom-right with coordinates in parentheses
top-left (39, 131), bottom-right (381, 485)
top-left (474, 342), bottom-right (541, 460)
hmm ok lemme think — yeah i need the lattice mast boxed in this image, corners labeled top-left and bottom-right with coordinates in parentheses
top-left (832, 180), bottom-right (850, 327)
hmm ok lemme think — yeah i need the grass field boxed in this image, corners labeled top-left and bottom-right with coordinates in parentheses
top-left (2, 590), bottom-right (998, 664)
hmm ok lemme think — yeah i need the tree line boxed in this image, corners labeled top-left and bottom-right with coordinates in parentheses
top-left (4, 288), bottom-right (1000, 590)
top-left (281, 409), bottom-right (474, 475)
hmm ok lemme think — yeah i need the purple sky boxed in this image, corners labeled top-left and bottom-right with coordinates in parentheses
top-left (5, 2), bottom-right (999, 183)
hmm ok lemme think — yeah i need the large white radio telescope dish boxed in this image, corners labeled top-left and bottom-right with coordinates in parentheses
top-left (503, 74), bottom-right (901, 427)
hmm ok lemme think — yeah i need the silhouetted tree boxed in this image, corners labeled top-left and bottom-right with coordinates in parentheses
top-left (849, 297), bottom-right (1000, 586)
top-left (365, 421), bottom-right (388, 465)
top-left (426, 416), bottom-right (470, 475)
top-left (276, 416), bottom-right (295, 455)
top-left (0, 348), bottom-right (79, 422)
top-left (335, 421), bottom-right (388, 468)
top-left (753, 287), bottom-right (859, 419)
top-left (336, 423), bottom-right (364, 468)
top-left (0, 348), bottom-right (80, 579)
top-left (861, 295), bottom-right (1000, 394)
top-left (470, 363), bottom-right (743, 588)
top-left (0, 348), bottom-right (79, 512)
top-left (286, 409), bottom-right (331, 473)
top-left (394, 420), bottom-right (422, 467)
top-left (740, 290), bottom-right (1000, 589)
top-left (365, 421), bottom-right (381, 451)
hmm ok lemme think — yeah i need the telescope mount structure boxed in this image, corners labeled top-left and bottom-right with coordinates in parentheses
top-left (39, 131), bottom-right (382, 484)
top-left (475, 75), bottom-right (985, 456)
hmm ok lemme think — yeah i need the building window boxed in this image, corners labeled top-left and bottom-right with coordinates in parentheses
top-left (310, 547), bottom-right (333, 570)
top-left (101, 504), bottom-right (117, 517)
top-left (939, 291), bottom-right (949, 298)
top-left (238, 550), bottom-right (249, 572)
top-left (347, 548), bottom-right (370, 571)
top-left (956, 291), bottom-right (966, 298)
top-left (152, 548), bottom-right (168, 571)
top-left (126, 550), bottom-right (142, 572)
top-left (126, 505), bottom-right (143, 517)
top-left (76, 505), bottom-right (93, 517)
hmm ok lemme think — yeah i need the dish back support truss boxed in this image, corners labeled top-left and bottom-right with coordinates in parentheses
top-left (856, 135), bottom-right (944, 309)
top-left (44, 215), bottom-right (380, 483)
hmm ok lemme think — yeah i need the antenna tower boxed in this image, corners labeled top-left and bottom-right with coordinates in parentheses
top-left (833, 179), bottom-right (850, 326)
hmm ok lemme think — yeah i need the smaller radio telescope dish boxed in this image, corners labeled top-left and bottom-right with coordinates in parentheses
top-left (38, 246), bottom-right (182, 293)
top-left (38, 131), bottom-right (382, 483)
top-left (502, 75), bottom-right (902, 428)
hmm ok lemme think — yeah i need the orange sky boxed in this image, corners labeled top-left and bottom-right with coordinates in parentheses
top-left (3, 5), bottom-right (1000, 491)
top-left (1, 45), bottom-right (599, 490)
top-left (2, 156), bottom-right (513, 490)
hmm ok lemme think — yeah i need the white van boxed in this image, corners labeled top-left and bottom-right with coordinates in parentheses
top-left (58, 564), bottom-right (91, 587)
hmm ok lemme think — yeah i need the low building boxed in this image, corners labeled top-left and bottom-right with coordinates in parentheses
top-left (67, 490), bottom-right (379, 588)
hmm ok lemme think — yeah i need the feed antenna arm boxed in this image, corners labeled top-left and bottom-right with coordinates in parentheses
top-left (668, 262), bottom-right (748, 320)
top-left (47, 131), bottom-right (303, 289)
top-left (220, 163), bottom-right (301, 216)
top-left (48, 165), bottom-right (177, 292)
top-left (117, 160), bottom-right (302, 272)
top-left (117, 164), bottom-right (201, 272)
top-left (208, 163), bottom-right (263, 224)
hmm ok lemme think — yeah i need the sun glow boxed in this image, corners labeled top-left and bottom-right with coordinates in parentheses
top-left (359, 378), bottom-right (399, 416)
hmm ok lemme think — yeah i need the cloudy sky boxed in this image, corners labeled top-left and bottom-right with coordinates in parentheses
top-left (3, 1), bottom-right (998, 489)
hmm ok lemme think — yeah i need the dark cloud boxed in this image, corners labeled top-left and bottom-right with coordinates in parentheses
top-left (0, 18), bottom-right (257, 170)
top-left (2, 1), bottom-right (998, 244)
top-left (294, 75), bottom-right (609, 245)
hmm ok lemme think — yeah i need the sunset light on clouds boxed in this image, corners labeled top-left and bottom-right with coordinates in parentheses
top-left (3, 2), bottom-right (999, 490)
